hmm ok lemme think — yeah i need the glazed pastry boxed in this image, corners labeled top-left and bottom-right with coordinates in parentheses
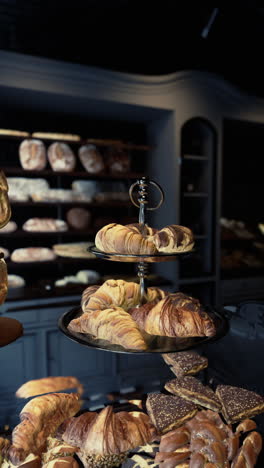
top-left (68, 307), bottom-right (147, 351)
top-left (0, 170), bottom-right (11, 229)
top-left (56, 405), bottom-right (157, 468)
top-left (162, 351), bottom-right (208, 377)
top-left (47, 143), bottom-right (76, 172)
top-left (165, 376), bottom-right (221, 412)
top-left (216, 385), bottom-right (264, 424)
top-left (78, 144), bottom-right (105, 174)
top-left (9, 393), bottom-right (81, 465)
top-left (131, 293), bottom-right (216, 338)
top-left (16, 377), bottom-right (83, 398)
top-left (153, 225), bottom-right (194, 253)
top-left (146, 393), bottom-right (197, 434)
top-left (19, 139), bottom-right (47, 170)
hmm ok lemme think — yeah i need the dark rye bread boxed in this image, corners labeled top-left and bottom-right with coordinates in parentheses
top-left (165, 376), bottom-right (221, 412)
top-left (162, 351), bottom-right (208, 377)
top-left (216, 385), bottom-right (264, 424)
top-left (146, 393), bottom-right (197, 434)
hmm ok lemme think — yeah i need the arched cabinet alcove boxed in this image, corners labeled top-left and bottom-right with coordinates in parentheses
top-left (179, 117), bottom-right (217, 305)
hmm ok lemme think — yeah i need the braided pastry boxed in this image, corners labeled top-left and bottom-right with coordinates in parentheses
top-left (231, 431), bottom-right (262, 467)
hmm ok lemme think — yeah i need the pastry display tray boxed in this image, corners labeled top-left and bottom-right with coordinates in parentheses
top-left (58, 306), bottom-right (228, 354)
top-left (89, 246), bottom-right (194, 263)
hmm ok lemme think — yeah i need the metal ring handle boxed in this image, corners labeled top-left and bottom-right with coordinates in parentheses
top-left (129, 179), bottom-right (164, 211)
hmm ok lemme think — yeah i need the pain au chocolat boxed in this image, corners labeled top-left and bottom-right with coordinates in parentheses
top-left (165, 376), bottom-right (221, 412)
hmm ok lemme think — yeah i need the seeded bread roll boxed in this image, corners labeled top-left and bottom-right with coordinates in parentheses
top-left (19, 139), bottom-right (47, 170)
top-left (78, 144), bottom-right (105, 174)
top-left (48, 143), bottom-right (76, 172)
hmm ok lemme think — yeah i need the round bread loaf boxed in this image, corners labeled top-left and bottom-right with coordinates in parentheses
top-left (8, 274), bottom-right (26, 288)
top-left (22, 218), bottom-right (68, 232)
top-left (0, 220), bottom-right (17, 233)
top-left (0, 316), bottom-right (23, 347)
top-left (78, 144), bottom-right (105, 174)
top-left (47, 142), bottom-right (76, 172)
top-left (66, 208), bottom-right (91, 230)
top-left (19, 139), bottom-right (47, 170)
top-left (106, 147), bottom-right (131, 173)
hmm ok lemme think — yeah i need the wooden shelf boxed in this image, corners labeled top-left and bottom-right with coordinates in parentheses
top-left (183, 192), bottom-right (209, 198)
top-left (3, 167), bottom-right (144, 180)
top-left (10, 200), bottom-right (131, 208)
top-left (182, 154), bottom-right (209, 161)
top-left (6, 257), bottom-right (98, 269)
top-left (0, 229), bottom-right (96, 238)
top-left (0, 133), bottom-right (152, 151)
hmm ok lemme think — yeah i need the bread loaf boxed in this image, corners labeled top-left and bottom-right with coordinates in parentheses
top-left (11, 247), bottom-right (56, 263)
top-left (0, 247), bottom-right (10, 259)
top-left (52, 242), bottom-right (94, 259)
top-left (48, 143), bottom-right (76, 172)
top-left (8, 274), bottom-right (26, 288)
top-left (106, 147), bottom-right (131, 173)
top-left (23, 218), bottom-right (68, 232)
top-left (66, 208), bottom-right (91, 230)
top-left (0, 220), bottom-right (17, 233)
top-left (7, 177), bottom-right (50, 201)
top-left (78, 144), bottom-right (105, 174)
top-left (19, 139), bottom-right (47, 170)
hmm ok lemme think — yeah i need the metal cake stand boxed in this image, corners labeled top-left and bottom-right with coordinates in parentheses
top-left (58, 176), bottom-right (228, 353)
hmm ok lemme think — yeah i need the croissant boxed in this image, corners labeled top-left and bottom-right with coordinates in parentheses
top-left (68, 307), bottom-right (147, 350)
top-left (16, 377), bottom-right (83, 399)
top-left (95, 223), bottom-right (157, 255)
top-left (8, 393), bottom-right (81, 465)
top-left (42, 437), bottom-right (78, 468)
top-left (153, 224), bottom-right (194, 253)
top-left (131, 292), bottom-right (216, 337)
top-left (56, 405), bottom-right (157, 468)
top-left (81, 279), bottom-right (167, 314)
top-left (0, 170), bottom-right (11, 229)
top-left (0, 257), bottom-right (8, 306)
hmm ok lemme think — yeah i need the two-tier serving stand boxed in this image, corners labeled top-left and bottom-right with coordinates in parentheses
top-left (59, 177), bottom-right (228, 354)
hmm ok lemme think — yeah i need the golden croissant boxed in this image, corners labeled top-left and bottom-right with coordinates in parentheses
top-left (68, 306), bottom-right (147, 351)
top-left (56, 405), bottom-right (157, 467)
top-left (0, 257), bottom-right (8, 306)
top-left (131, 292), bottom-right (216, 337)
top-left (16, 377), bottom-right (83, 399)
top-left (0, 170), bottom-right (11, 229)
top-left (8, 393), bottom-right (81, 465)
top-left (95, 222), bottom-right (194, 255)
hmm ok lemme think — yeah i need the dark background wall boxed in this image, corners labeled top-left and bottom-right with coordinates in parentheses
top-left (0, 2), bottom-right (264, 98)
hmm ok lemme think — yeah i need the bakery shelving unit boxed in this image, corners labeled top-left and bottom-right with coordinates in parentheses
top-left (0, 130), bottom-right (176, 296)
top-left (59, 176), bottom-right (228, 354)
top-left (179, 117), bottom-right (217, 306)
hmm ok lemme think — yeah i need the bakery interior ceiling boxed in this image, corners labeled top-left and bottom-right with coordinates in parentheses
top-left (0, 2), bottom-right (264, 98)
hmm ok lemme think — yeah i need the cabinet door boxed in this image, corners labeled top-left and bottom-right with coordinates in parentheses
top-left (117, 354), bottom-right (171, 389)
top-left (46, 329), bottom-right (116, 394)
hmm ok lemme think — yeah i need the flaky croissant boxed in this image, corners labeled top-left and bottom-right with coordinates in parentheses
top-left (0, 170), bottom-right (11, 229)
top-left (56, 405), bottom-right (157, 465)
top-left (81, 279), bottom-right (167, 314)
top-left (16, 377), bottom-right (83, 399)
top-left (131, 293), bottom-right (216, 338)
top-left (153, 225), bottom-right (194, 253)
top-left (68, 306), bottom-right (147, 350)
top-left (81, 279), bottom-right (141, 313)
top-left (9, 393), bottom-right (81, 465)
top-left (95, 223), bottom-right (157, 255)
top-left (0, 257), bottom-right (8, 306)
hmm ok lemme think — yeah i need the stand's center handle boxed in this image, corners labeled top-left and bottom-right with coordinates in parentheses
top-left (129, 177), bottom-right (164, 224)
